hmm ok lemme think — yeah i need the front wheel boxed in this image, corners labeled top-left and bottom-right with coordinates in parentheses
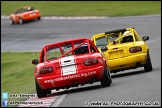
top-left (144, 52), bottom-right (153, 72)
top-left (9, 18), bottom-right (14, 24)
top-left (101, 65), bottom-right (112, 87)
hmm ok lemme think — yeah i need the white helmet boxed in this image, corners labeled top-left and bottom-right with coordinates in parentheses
top-left (123, 31), bottom-right (132, 36)
top-left (28, 7), bottom-right (31, 11)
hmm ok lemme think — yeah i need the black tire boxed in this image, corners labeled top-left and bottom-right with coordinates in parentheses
top-left (144, 52), bottom-right (153, 72)
top-left (9, 18), bottom-right (14, 24)
top-left (35, 79), bottom-right (47, 98)
top-left (19, 18), bottom-right (23, 24)
top-left (45, 89), bottom-right (51, 94)
top-left (37, 17), bottom-right (41, 20)
top-left (101, 65), bottom-right (112, 87)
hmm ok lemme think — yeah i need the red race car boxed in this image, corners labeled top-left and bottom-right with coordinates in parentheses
top-left (32, 38), bottom-right (112, 98)
top-left (9, 6), bottom-right (41, 24)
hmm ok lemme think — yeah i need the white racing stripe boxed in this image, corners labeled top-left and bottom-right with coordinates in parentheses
top-left (60, 56), bottom-right (77, 76)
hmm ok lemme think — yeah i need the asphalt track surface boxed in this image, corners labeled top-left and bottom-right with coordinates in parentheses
top-left (1, 15), bottom-right (161, 107)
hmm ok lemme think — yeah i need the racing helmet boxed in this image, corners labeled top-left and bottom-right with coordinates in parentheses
top-left (122, 31), bottom-right (133, 43)
top-left (123, 31), bottom-right (132, 36)
top-left (75, 43), bottom-right (89, 54)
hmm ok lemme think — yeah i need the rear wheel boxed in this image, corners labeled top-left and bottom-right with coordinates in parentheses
top-left (35, 79), bottom-right (47, 98)
top-left (101, 65), bottom-right (112, 87)
top-left (144, 52), bottom-right (153, 72)
top-left (37, 17), bottom-right (41, 20)
top-left (45, 89), bottom-right (51, 94)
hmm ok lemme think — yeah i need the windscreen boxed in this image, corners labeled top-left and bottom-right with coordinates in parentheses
top-left (95, 36), bottom-right (108, 48)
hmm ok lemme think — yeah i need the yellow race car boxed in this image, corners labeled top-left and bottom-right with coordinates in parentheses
top-left (91, 28), bottom-right (153, 73)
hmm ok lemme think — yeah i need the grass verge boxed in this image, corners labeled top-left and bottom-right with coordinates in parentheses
top-left (1, 52), bottom-right (40, 107)
top-left (1, 1), bottom-right (161, 17)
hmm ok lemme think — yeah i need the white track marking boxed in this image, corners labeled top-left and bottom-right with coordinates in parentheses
top-left (51, 94), bottom-right (67, 107)
top-left (17, 90), bottom-right (63, 107)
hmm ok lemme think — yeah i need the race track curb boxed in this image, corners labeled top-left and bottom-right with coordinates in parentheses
top-left (1, 14), bottom-right (160, 20)
top-left (1, 15), bottom-right (108, 19)
top-left (17, 90), bottom-right (63, 107)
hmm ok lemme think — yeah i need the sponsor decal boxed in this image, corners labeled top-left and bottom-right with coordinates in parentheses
top-left (54, 71), bottom-right (96, 82)
top-left (43, 71), bottom-right (96, 86)
top-left (44, 80), bottom-right (55, 86)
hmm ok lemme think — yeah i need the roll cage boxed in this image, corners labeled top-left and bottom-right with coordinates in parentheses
top-left (92, 28), bottom-right (142, 47)
top-left (15, 6), bottom-right (35, 14)
top-left (39, 38), bottom-right (99, 62)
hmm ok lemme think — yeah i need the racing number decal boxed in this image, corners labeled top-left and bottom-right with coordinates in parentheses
top-left (60, 56), bottom-right (77, 76)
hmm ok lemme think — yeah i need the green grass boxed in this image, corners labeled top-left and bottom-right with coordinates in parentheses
top-left (1, 1), bottom-right (161, 17)
top-left (1, 52), bottom-right (40, 107)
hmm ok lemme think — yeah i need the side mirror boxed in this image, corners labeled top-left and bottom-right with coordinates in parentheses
top-left (101, 46), bottom-right (108, 52)
top-left (142, 36), bottom-right (149, 41)
top-left (32, 59), bottom-right (39, 65)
